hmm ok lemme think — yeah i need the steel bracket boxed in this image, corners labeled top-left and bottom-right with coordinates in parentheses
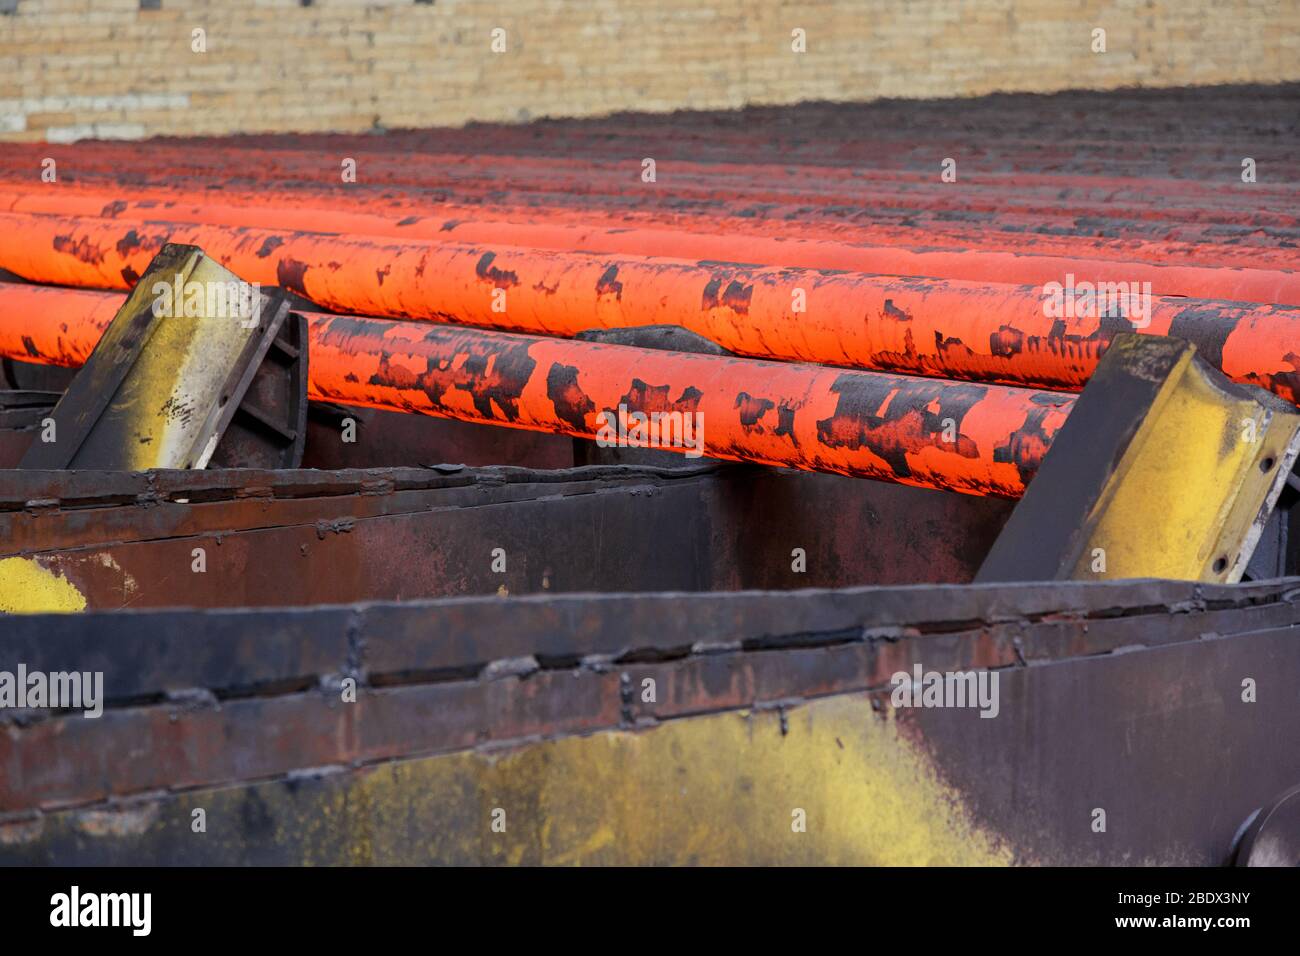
top-left (18, 244), bottom-right (306, 471)
top-left (977, 333), bottom-right (1300, 583)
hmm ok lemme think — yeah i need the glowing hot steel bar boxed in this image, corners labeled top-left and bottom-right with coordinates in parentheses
top-left (0, 283), bottom-right (1071, 498)
top-left (0, 212), bottom-right (1296, 403)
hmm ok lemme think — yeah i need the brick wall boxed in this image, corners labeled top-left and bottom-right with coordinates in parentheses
top-left (2, 0), bottom-right (1297, 142)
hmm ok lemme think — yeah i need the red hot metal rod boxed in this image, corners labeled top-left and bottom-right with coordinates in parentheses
top-left (0, 212), bottom-right (1295, 402)
top-left (0, 207), bottom-right (1296, 307)
top-left (4, 141), bottom-right (1296, 222)
top-left (5, 186), bottom-right (1298, 279)
top-left (0, 283), bottom-right (1070, 498)
top-left (2, 183), bottom-right (1297, 272)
